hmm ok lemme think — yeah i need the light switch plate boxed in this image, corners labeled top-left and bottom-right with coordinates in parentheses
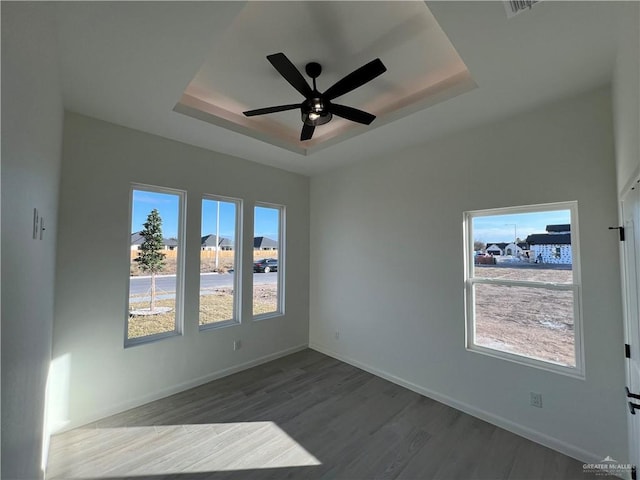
top-left (33, 208), bottom-right (39, 239)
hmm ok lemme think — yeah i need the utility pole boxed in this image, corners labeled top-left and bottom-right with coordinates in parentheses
top-left (504, 223), bottom-right (517, 256)
top-left (505, 223), bottom-right (517, 244)
top-left (215, 200), bottom-right (220, 271)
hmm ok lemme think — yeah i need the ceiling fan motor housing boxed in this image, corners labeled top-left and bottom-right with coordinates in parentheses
top-left (301, 97), bottom-right (332, 126)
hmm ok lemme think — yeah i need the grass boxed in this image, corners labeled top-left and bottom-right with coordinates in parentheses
top-left (252, 285), bottom-right (279, 316)
top-left (128, 298), bottom-right (176, 339)
top-left (198, 288), bottom-right (235, 324)
top-left (128, 285), bottom-right (278, 339)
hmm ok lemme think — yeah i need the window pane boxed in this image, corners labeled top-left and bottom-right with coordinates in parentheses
top-left (253, 205), bottom-right (281, 316)
top-left (200, 198), bottom-right (238, 326)
top-left (472, 210), bottom-right (573, 284)
top-left (128, 188), bottom-right (182, 341)
top-left (473, 283), bottom-right (575, 367)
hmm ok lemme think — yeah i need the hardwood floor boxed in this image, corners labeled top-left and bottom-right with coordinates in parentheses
top-left (47, 349), bottom-right (589, 480)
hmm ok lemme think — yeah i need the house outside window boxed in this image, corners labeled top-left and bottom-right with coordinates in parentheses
top-left (527, 224), bottom-right (572, 264)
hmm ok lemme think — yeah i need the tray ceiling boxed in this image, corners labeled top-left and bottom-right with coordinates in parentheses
top-left (175, 2), bottom-right (475, 155)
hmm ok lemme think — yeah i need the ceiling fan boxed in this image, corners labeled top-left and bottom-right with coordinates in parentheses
top-left (243, 53), bottom-right (387, 141)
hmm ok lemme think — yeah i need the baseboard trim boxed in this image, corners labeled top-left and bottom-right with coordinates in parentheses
top-left (309, 342), bottom-right (601, 465)
top-left (55, 343), bottom-right (308, 433)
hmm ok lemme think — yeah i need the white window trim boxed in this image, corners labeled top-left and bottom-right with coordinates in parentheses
top-left (199, 194), bottom-right (243, 331)
top-left (125, 183), bottom-right (186, 347)
top-left (253, 202), bottom-right (285, 321)
top-left (463, 201), bottom-right (585, 378)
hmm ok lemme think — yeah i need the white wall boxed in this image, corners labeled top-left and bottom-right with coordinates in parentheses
top-left (1, 3), bottom-right (64, 478)
top-left (310, 88), bottom-right (627, 463)
top-left (613, 1), bottom-right (640, 192)
top-left (51, 113), bottom-right (310, 430)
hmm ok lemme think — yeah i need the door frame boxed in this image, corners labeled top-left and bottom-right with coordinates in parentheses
top-left (620, 176), bottom-right (640, 477)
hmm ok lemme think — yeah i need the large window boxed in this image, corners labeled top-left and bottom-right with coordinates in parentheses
top-left (199, 196), bottom-right (241, 328)
top-left (464, 202), bottom-right (583, 376)
top-left (127, 185), bottom-right (185, 345)
top-left (253, 204), bottom-right (284, 318)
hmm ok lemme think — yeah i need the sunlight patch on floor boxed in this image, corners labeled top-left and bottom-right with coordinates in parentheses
top-left (47, 421), bottom-right (321, 479)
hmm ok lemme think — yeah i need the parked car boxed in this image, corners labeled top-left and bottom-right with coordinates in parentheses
top-left (253, 258), bottom-right (278, 273)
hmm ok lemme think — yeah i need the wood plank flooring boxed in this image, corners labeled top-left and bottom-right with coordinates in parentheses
top-left (47, 349), bottom-right (590, 480)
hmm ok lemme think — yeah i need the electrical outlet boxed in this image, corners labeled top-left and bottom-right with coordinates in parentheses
top-left (530, 392), bottom-right (543, 408)
top-left (233, 340), bottom-right (241, 351)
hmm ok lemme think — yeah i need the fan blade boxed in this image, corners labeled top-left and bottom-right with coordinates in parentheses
top-left (324, 58), bottom-right (386, 101)
top-left (243, 104), bottom-right (300, 117)
top-left (329, 103), bottom-right (376, 125)
top-left (300, 123), bottom-right (315, 141)
top-left (267, 53), bottom-right (313, 98)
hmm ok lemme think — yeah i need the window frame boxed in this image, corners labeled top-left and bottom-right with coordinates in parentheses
top-left (463, 201), bottom-right (585, 378)
top-left (199, 194), bottom-right (243, 331)
top-left (253, 202), bottom-right (285, 321)
top-left (125, 183), bottom-right (186, 347)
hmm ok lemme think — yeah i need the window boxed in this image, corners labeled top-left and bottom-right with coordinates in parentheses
top-left (127, 185), bottom-right (185, 345)
top-left (199, 196), bottom-right (241, 328)
top-left (464, 202), bottom-right (583, 376)
top-left (253, 204), bottom-right (284, 318)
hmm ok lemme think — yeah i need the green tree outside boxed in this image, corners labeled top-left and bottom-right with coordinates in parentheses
top-left (134, 208), bottom-right (166, 311)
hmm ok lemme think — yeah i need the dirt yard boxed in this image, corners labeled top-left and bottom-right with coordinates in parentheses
top-left (473, 264), bottom-right (576, 367)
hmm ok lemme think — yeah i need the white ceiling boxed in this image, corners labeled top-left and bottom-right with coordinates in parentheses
top-left (54, 1), bottom-right (623, 176)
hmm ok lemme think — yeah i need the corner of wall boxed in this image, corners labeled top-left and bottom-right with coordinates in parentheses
top-left (1, 3), bottom-right (64, 478)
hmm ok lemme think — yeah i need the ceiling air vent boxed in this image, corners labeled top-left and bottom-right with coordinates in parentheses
top-left (503, 0), bottom-right (540, 18)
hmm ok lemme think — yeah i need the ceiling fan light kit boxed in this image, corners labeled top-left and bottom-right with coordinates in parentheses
top-left (243, 53), bottom-right (386, 141)
top-left (302, 100), bottom-right (332, 127)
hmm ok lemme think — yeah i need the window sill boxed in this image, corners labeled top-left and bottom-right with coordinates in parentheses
top-left (199, 319), bottom-right (240, 332)
top-left (466, 343), bottom-right (585, 379)
top-left (253, 311), bottom-right (284, 322)
top-left (125, 330), bottom-right (181, 348)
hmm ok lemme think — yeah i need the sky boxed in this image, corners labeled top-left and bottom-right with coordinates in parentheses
top-left (201, 198), bottom-right (238, 239)
top-left (133, 190), bottom-right (567, 245)
top-left (131, 190), bottom-right (280, 241)
top-left (472, 209), bottom-right (571, 244)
